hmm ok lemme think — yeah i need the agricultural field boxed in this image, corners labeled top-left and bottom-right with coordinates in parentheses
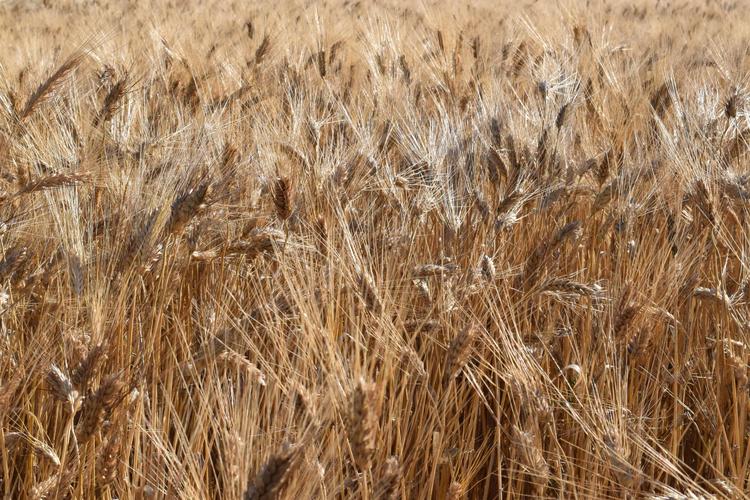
top-left (0, 0), bottom-right (750, 498)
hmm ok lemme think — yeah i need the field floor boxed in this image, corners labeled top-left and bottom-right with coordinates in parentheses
top-left (0, 0), bottom-right (750, 498)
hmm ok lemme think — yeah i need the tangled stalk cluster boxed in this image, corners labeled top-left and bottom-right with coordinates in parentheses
top-left (0, 0), bottom-right (749, 497)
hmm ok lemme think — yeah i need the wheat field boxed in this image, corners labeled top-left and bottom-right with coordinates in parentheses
top-left (1, 0), bottom-right (750, 498)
